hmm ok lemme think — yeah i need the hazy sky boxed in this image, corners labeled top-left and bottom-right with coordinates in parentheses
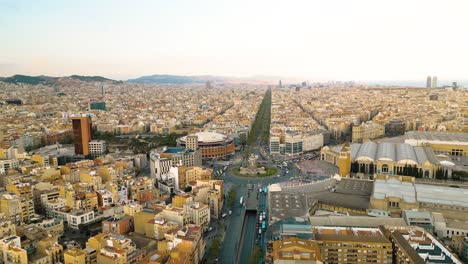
top-left (1, 0), bottom-right (467, 81)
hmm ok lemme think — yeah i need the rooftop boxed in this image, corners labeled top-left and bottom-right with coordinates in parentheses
top-left (309, 215), bottom-right (407, 227)
top-left (373, 178), bottom-right (468, 207)
top-left (163, 147), bottom-right (186, 154)
top-left (349, 142), bottom-right (439, 165)
top-left (179, 131), bottom-right (229, 143)
top-left (313, 226), bottom-right (391, 243)
top-left (405, 131), bottom-right (468, 145)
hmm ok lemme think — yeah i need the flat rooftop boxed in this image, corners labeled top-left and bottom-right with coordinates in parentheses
top-left (336, 178), bottom-right (374, 196)
top-left (405, 131), bottom-right (468, 145)
top-left (313, 191), bottom-right (370, 210)
top-left (309, 215), bottom-right (407, 227)
top-left (374, 178), bottom-right (468, 207)
top-left (269, 192), bottom-right (312, 221)
top-left (163, 147), bottom-right (186, 154)
top-left (314, 226), bottom-right (390, 243)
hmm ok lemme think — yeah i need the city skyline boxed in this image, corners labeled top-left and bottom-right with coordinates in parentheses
top-left (2, 0), bottom-right (468, 81)
top-left (1, 1), bottom-right (468, 263)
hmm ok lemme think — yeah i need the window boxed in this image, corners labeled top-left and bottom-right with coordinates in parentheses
top-left (381, 164), bottom-right (389, 173)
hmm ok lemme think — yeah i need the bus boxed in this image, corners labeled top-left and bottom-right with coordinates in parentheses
top-left (239, 196), bottom-right (244, 206)
top-left (262, 221), bottom-right (266, 229)
top-left (263, 187), bottom-right (267, 193)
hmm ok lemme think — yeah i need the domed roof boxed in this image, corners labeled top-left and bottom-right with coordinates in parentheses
top-left (180, 131), bottom-right (227, 143)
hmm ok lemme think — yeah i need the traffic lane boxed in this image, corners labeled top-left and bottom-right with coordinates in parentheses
top-left (239, 211), bottom-right (257, 263)
top-left (219, 187), bottom-right (247, 264)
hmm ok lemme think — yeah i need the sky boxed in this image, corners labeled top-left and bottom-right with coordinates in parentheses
top-left (1, 0), bottom-right (467, 81)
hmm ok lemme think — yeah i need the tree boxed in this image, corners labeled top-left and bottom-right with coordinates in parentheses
top-left (206, 235), bottom-right (222, 264)
top-left (227, 188), bottom-right (237, 208)
top-left (248, 245), bottom-right (263, 264)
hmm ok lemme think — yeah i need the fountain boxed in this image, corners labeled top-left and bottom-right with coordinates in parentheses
top-left (239, 153), bottom-right (266, 175)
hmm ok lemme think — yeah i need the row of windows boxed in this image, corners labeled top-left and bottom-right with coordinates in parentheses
top-left (421, 203), bottom-right (468, 211)
top-left (446, 229), bottom-right (467, 237)
top-left (323, 244), bottom-right (390, 249)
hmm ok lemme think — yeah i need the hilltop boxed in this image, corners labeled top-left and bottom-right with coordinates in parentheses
top-left (127, 74), bottom-right (224, 84)
top-left (0, 74), bottom-right (120, 85)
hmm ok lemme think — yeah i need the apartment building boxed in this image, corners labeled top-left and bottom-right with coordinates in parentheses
top-left (352, 121), bottom-right (385, 143)
top-left (313, 226), bottom-right (393, 264)
top-left (268, 237), bottom-right (322, 264)
top-left (150, 147), bottom-right (202, 181)
top-left (89, 140), bottom-right (107, 158)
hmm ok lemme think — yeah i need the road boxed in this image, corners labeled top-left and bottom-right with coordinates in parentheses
top-left (218, 185), bottom-right (247, 264)
top-left (238, 210), bottom-right (257, 263)
top-left (213, 87), bottom-right (312, 264)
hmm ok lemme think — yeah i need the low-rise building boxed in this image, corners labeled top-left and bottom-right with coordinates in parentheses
top-left (97, 189), bottom-right (114, 208)
top-left (183, 202), bottom-right (210, 232)
top-left (0, 159), bottom-right (19, 175)
top-left (268, 237), bottom-right (322, 264)
top-left (313, 226), bottom-right (393, 264)
top-left (64, 248), bottom-right (91, 264)
top-left (321, 141), bottom-right (440, 178)
top-left (0, 236), bottom-right (28, 264)
top-left (405, 131), bottom-right (468, 157)
top-left (452, 236), bottom-right (468, 263)
top-left (383, 226), bottom-right (463, 264)
top-left (352, 121), bottom-right (385, 143)
top-left (371, 176), bottom-right (468, 219)
top-left (150, 147), bottom-right (202, 181)
top-left (102, 215), bottom-right (134, 235)
top-left (66, 210), bottom-right (95, 229)
top-left (403, 210), bottom-right (434, 232)
top-left (89, 140), bottom-right (107, 158)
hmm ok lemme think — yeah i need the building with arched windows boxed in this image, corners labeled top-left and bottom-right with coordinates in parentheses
top-left (177, 132), bottom-right (235, 160)
top-left (321, 141), bottom-right (441, 179)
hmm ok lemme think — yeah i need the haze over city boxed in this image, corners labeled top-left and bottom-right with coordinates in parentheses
top-left (1, 1), bottom-right (468, 264)
top-left (1, 0), bottom-right (468, 83)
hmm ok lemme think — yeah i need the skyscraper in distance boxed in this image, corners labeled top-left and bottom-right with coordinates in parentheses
top-left (426, 76), bottom-right (432, 88)
top-left (72, 116), bottom-right (92, 155)
top-left (431, 76), bottom-right (438, 88)
top-left (279, 80), bottom-right (282, 88)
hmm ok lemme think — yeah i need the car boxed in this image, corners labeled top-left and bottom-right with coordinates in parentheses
top-left (221, 213), bottom-right (227, 218)
top-left (228, 210), bottom-right (232, 215)
top-left (208, 227), bottom-right (213, 231)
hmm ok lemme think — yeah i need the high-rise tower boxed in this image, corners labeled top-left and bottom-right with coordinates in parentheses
top-left (426, 76), bottom-right (432, 88)
top-left (431, 76), bottom-right (438, 88)
top-left (72, 116), bottom-right (92, 155)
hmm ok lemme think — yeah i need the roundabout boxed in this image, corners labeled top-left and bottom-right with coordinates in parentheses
top-left (228, 153), bottom-right (279, 178)
top-left (228, 164), bottom-right (278, 178)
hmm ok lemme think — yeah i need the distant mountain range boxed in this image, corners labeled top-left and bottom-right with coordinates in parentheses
top-left (127, 74), bottom-right (225, 84)
top-left (5, 74), bottom-right (463, 87)
top-left (0, 74), bottom-right (120, 85)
